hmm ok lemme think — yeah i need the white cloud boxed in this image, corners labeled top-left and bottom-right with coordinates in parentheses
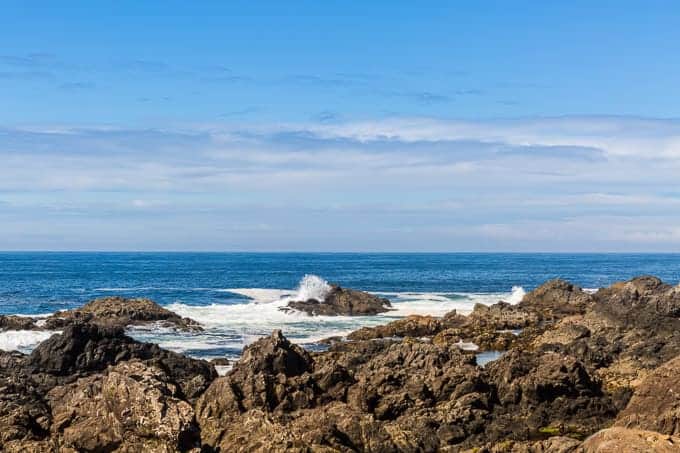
top-left (2, 116), bottom-right (680, 250)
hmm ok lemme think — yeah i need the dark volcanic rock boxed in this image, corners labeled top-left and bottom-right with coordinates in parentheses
top-left (197, 330), bottom-right (491, 451)
top-left (285, 284), bottom-right (391, 316)
top-left (43, 296), bottom-right (202, 331)
top-left (27, 323), bottom-right (216, 401)
top-left (0, 324), bottom-right (217, 452)
top-left (0, 315), bottom-right (38, 331)
top-left (519, 279), bottom-right (594, 320)
top-left (485, 348), bottom-right (618, 440)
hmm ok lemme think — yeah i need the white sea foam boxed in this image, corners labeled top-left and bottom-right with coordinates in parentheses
top-left (223, 288), bottom-right (292, 303)
top-left (130, 283), bottom-right (524, 359)
top-left (0, 330), bottom-right (57, 353)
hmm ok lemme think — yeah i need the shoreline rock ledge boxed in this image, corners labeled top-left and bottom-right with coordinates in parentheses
top-left (284, 284), bottom-right (391, 316)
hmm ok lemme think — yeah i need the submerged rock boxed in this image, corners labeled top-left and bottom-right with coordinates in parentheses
top-left (285, 284), bottom-right (391, 316)
top-left (43, 296), bottom-right (202, 331)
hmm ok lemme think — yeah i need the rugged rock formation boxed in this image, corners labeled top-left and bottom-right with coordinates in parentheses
top-left (30, 324), bottom-right (216, 401)
top-left (0, 323), bottom-right (216, 452)
top-left (519, 279), bottom-right (594, 320)
top-left (47, 360), bottom-right (199, 452)
top-left (0, 315), bottom-right (38, 331)
top-left (44, 296), bottom-right (202, 331)
top-left (285, 284), bottom-right (391, 316)
top-left (5, 276), bottom-right (680, 451)
top-left (347, 314), bottom-right (446, 340)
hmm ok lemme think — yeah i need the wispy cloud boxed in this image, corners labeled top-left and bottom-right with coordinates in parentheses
top-left (1, 116), bottom-right (680, 250)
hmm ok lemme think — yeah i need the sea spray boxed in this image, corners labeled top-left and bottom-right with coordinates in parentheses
top-left (293, 274), bottom-right (332, 302)
top-left (507, 286), bottom-right (526, 304)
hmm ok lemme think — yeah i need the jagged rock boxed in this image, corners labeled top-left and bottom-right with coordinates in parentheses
top-left (44, 296), bottom-right (202, 331)
top-left (485, 349), bottom-right (617, 440)
top-left (347, 314), bottom-right (445, 341)
top-left (27, 324), bottom-right (216, 401)
top-left (467, 302), bottom-right (537, 330)
top-left (519, 279), bottom-right (594, 320)
top-left (581, 427), bottom-right (680, 452)
top-left (0, 315), bottom-right (38, 331)
top-left (47, 360), bottom-right (199, 452)
top-left (285, 285), bottom-right (391, 316)
top-left (197, 330), bottom-right (489, 451)
top-left (614, 354), bottom-right (680, 435)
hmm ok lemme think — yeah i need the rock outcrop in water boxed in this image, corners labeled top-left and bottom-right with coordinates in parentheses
top-left (5, 276), bottom-right (680, 451)
top-left (43, 296), bottom-right (202, 331)
top-left (285, 284), bottom-right (392, 316)
top-left (0, 315), bottom-right (38, 331)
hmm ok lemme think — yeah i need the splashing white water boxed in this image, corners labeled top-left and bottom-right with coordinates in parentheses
top-left (293, 274), bottom-right (332, 302)
top-left (506, 286), bottom-right (526, 304)
top-left (0, 330), bottom-right (57, 353)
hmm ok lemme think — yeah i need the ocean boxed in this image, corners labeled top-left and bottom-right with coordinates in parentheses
top-left (1, 252), bottom-right (680, 360)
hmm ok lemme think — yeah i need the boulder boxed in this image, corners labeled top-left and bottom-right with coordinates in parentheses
top-left (44, 296), bottom-right (202, 331)
top-left (285, 285), bottom-right (391, 316)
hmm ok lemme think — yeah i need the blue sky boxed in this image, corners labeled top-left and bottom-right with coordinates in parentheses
top-left (1, 1), bottom-right (680, 251)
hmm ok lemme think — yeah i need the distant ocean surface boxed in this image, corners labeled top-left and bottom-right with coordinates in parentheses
top-left (1, 252), bottom-right (680, 359)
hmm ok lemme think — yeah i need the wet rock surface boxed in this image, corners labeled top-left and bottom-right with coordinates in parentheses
top-left (285, 284), bottom-right (392, 316)
top-left (4, 275), bottom-right (680, 451)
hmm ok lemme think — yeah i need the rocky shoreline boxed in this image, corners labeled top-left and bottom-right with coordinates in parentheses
top-left (2, 276), bottom-right (680, 451)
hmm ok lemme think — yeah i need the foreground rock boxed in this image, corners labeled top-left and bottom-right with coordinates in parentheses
top-left (285, 284), bottom-right (391, 316)
top-left (44, 296), bottom-right (202, 331)
top-left (0, 324), bottom-right (216, 452)
top-left (47, 360), bottom-right (199, 452)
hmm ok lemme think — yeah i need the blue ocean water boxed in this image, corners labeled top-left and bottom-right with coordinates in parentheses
top-left (1, 252), bottom-right (679, 359)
